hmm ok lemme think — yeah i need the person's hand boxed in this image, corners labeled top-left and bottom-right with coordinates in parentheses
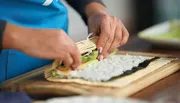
top-left (88, 12), bottom-right (129, 58)
top-left (86, 3), bottom-right (129, 59)
top-left (2, 23), bottom-right (81, 69)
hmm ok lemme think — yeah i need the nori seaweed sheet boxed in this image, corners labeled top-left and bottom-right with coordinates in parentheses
top-left (108, 57), bottom-right (160, 81)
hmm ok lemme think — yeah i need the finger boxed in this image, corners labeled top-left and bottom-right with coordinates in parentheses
top-left (119, 22), bottom-right (129, 46)
top-left (100, 35), bottom-right (114, 57)
top-left (63, 53), bottom-right (74, 67)
top-left (110, 16), bottom-right (117, 35)
top-left (71, 47), bottom-right (81, 69)
top-left (98, 17), bottom-right (116, 57)
top-left (108, 23), bottom-right (122, 53)
top-left (107, 17), bottom-right (120, 53)
top-left (100, 18), bottom-right (117, 57)
top-left (96, 15), bottom-right (111, 50)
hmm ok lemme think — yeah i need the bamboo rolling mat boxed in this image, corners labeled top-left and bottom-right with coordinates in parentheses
top-left (1, 51), bottom-right (180, 98)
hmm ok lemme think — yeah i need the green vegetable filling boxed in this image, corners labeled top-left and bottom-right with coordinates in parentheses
top-left (51, 70), bottom-right (57, 76)
top-left (81, 50), bottom-right (99, 62)
top-left (58, 49), bottom-right (118, 71)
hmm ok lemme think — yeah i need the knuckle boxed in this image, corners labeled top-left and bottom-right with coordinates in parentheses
top-left (121, 38), bottom-right (129, 46)
top-left (117, 19), bottom-right (121, 24)
top-left (108, 49), bottom-right (114, 53)
top-left (102, 14), bottom-right (109, 19)
top-left (123, 28), bottom-right (129, 38)
top-left (102, 48), bottom-right (110, 55)
top-left (126, 31), bottom-right (130, 37)
top-left (101, 15), bottom-right (109, 22)
top-left (109, 35), bottom-right (114, 40)
top-left (104, 32), bottom-right (111, 37)
top-left (108, 37), bottom-right (114, 43)
top-left (120, 42), bottom-right (126, 46)
top-left (101, 52), bottom-right (106, 56)
top-left (115, 34), bottom-right (122, 41)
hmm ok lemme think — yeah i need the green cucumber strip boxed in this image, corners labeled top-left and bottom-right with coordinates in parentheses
top-left (51, 70), bottom-right (57, 76)
top-left (80, 59), bottom-right (98, 69)
top-left (81, 56), bottom-right (89, 63)
top-left (88, 50), bottom-right (98, 60)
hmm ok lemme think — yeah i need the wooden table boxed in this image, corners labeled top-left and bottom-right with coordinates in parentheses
top-left (120, 35), bottom-right (180, 101)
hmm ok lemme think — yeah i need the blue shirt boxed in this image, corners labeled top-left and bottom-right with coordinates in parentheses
top-left (0, 0), bottom-right (68, 29)
top-left (0, 0), bottom-right (69, 83)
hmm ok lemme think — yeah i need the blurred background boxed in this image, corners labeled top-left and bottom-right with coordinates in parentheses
top-left (62, 0), bottom-right (180, 42)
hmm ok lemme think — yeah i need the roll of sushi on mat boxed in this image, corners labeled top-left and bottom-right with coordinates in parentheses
top-left (44, 35), bottom-right (118, 80)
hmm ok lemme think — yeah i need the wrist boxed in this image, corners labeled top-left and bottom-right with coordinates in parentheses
top-left (85, 2), bottom-right (108, 19)
top-left (2, 23), bottom-right (21, 50)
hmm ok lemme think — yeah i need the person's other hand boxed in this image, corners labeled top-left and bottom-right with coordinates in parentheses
top-left (88, 12), bottom-right (129, 58)
top-left (2, 23), bottom-right (81, 69)
top-left (86, 3), bottom-right (129, 59)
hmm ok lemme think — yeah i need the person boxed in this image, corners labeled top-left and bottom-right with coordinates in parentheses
top-left (0, 0), bottom-right (129, 102)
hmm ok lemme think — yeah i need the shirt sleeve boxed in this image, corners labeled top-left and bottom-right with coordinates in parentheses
top-left (0, 91), bottom-right (32, 103)
top-left (65, 0), bottom-right (105, 25)
top-left (0, 20), bottom-right (6, 54)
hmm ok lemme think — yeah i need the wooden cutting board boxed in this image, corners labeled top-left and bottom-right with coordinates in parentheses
top-left (0, 51), bottom-right (180, 99)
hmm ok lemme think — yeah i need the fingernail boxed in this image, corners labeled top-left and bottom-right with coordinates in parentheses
top-left (98, 55), bottom-right (104, 61)
top-left (99, 47), bottom-right (103, 53)
top-left (100, 55), bottom-right (104, 61)
top-left (98, 47), bottom-right (103, 55)
top-left (71, 65), bottom-right (78, 70)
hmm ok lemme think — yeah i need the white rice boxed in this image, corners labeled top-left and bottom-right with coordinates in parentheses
top-left (69, 55), bottom-right (152, 82)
